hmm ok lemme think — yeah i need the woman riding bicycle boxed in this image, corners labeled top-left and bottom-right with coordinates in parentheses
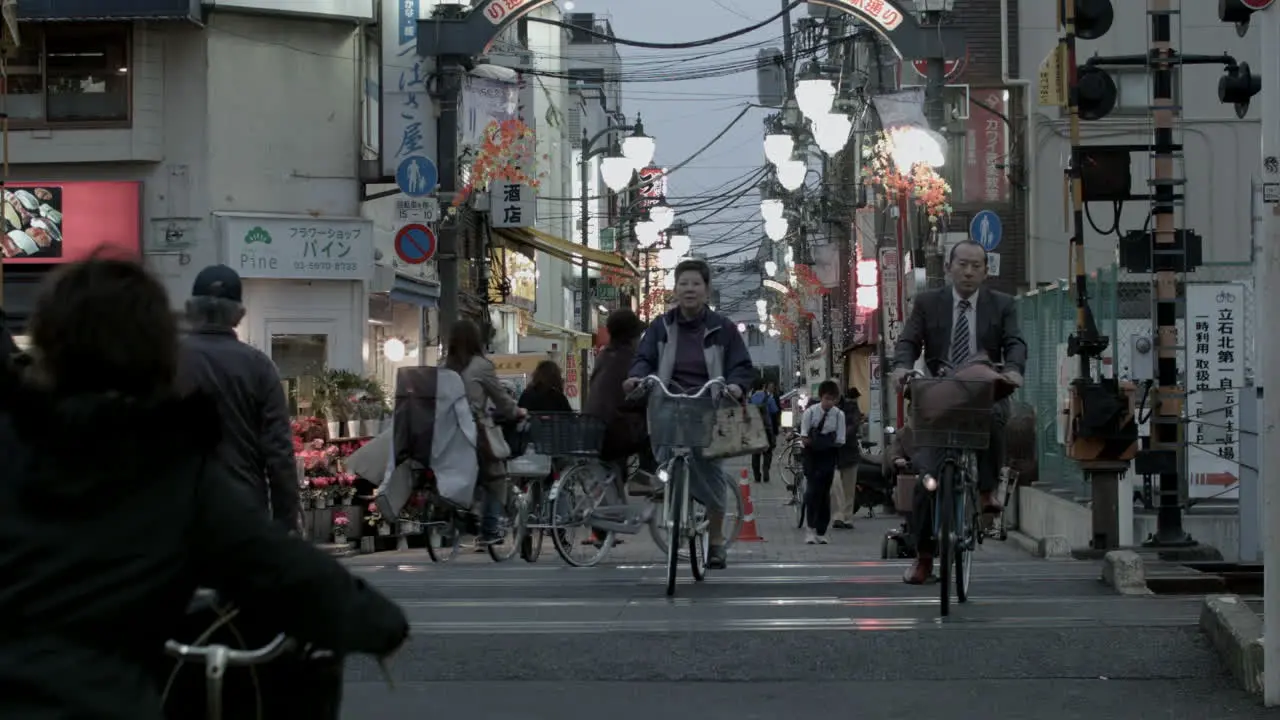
top-left (623, 259), bottom-right (755, 570)
top-left (0, 258), bottom-right (407, 720)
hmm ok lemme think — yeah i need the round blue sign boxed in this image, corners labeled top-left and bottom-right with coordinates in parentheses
top-left (394, 224), bottom-right (436, 265)
top-left (970, 210), bottom-right (1003, 251)
top-left (396, 155), bottom-right (437, 198)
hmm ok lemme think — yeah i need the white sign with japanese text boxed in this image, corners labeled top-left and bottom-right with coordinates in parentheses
top-left (1187, 283), bottom-right (1245, 500)
top-left (380, 0), bottom-right (430, 178)
top-left (489, 183), bottom-right (535, 228)
top-left (218, 214), bottom-right (374, 282)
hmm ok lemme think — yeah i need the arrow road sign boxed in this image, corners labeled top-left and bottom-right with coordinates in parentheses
top-left (394, 223), bottom-right (436, 265)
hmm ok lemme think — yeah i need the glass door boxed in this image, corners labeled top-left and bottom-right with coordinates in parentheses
top-left (267, 320), bottom-right (337, 417)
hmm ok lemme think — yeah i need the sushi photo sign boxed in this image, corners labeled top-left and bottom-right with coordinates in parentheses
top-left (1, 187), bottom-right (62, 259)
top-left (0, 181), bottom-right (141, 264)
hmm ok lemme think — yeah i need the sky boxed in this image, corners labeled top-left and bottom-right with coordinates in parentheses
top-left (561, 0), bottom-right (793, 310)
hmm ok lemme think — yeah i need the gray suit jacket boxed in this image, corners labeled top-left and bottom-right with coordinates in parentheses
top-left (893, 286), bottom-right (1027, 376)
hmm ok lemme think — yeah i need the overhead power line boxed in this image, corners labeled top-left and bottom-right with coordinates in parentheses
top-left (525, 1), bottom-right (804, 50)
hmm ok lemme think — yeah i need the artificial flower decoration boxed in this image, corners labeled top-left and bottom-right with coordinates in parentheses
top-left (454, 118), bottom-right (546, 206)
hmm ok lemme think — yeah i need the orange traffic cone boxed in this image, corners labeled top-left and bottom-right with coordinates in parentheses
top-left (736, 469), bottom-right (765, 542)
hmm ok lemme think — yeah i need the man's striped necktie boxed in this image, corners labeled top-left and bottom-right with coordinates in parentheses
top-left (950, 299), bottom-right (971, 368)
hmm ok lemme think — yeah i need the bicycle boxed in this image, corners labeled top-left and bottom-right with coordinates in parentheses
top-left (628, 375), bottom-right (732, 597)
top-left (162, 590), bottom-right (341, 720)
top-left (904, 367), bottom-right (999, 618)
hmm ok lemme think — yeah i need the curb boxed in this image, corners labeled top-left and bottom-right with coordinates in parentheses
top-left (1199, 594), bottom-right (1264, 698)
top-left (1007, 530), bottom-right (1072, 559)
top-left (1100, 549), bottom-right (1153, 595)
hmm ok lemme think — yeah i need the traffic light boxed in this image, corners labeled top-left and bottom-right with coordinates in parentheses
top-left (1220, 61), bottom-right (1261, 119)
top-left (1219, 0), bottom-right (1262, 38)
top-left (1077, 64), bottom-right (1118, 120)
top-left (1075, 0), bottom-right (1114, 40)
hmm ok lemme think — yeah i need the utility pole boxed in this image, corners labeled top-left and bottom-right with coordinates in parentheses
top-left (435, 60), bottom-right (465, 345)
top-left (917, 3), bottom-right (949, 288)
top-left (1251, 0), bottom-right (1280, 705)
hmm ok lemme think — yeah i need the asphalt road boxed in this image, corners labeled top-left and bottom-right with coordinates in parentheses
top-left (338, 477), bottom-right (1268, 719)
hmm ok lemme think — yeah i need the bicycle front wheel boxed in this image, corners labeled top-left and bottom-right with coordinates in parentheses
top-left (956, 474), bottom-right (978, 603)
top-left (487, 483), bottom-right (526, 563)
top-left (549, 463), bottom-right (616, 568)
top-left (648, 471), bottom-right (743, 556)
top-left (520, 478), bottom-right (546, 563)
top-left (665, 457), bottom-right (687, 597)
top-left (937, 463), bottom-right (958, 617)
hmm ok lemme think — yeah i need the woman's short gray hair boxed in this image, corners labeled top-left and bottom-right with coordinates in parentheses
top-left (184, 295), bottom-right (246, 328)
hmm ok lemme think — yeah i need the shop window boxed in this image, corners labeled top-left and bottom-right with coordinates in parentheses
top-left (747, 326), bottom-right (765, 347)
top-left (3, 24), bottom-right (131, 126)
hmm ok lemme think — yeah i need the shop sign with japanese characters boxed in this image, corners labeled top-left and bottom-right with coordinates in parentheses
top-left (380, 0), bottom-right (429, 178)
top-left (489, 183), bottom-right (536, 228)
top-left (1186, 283), bottom-right (1245, 500)
top-left (220, 214), bottom-right (374, 282)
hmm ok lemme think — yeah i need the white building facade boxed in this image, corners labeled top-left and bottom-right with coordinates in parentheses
top-left (1018, 2), bottom-right (1258, 283)
top-left (3, 3), bottom-right (378, 392)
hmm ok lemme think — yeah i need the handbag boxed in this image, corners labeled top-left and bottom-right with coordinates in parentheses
top-left (705, 402), bottom-right (772, 460)
top-left (476, 413), bottom-right (512, 463)
top-left (808, 408), bottom-right (838, 453)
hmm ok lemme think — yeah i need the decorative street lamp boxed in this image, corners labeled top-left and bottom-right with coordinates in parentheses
top-left (886, 126), bottom-right (947, 171)
top-left (764, 260), bottom-right (778, 277)
top-left (666, 219), bottom-right (692, 257)
top-left (812, 112), bottom-right (853, 155)
top-left (764, 216), bottom-right (789, 241)
top-left (759, 197), bottom-right (785, 222)
top-left (649, 198), bottom-right (675, 230)
top-left (776, 159), bottom-right (806, 191)
top-left (600, 154), bottom-right (636, 192)
top-left (763, 133), bottom-right (794, 166)
top-left (634, 219), bottom-right (661, 247)
top-left (657, 247), bottom-right (678, 271)
top-left (795, 63), bottom-right (836, 120)
top-left (621, 114), bottom-right (655, 170)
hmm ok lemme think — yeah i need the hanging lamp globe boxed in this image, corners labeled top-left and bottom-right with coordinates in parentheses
top-left (776, 159), bottom-right (806, 191)
top-left (795, 76), bottom-right (836, 120)
top-left (764, 217), bottom-right (789, 241)
top-left (812, 112), bottom-right (853, 155)
top-left (622, 114), bottom-right (656, 170)
top-left (600, 155), bottom-right (635, 192)
top-left (649, 200), bottom-right (675, 230)
top-left (634, 220), bottom-right (661, 247)
top-left (763, 133), bottom-right (794, 166)
top-left (759, 197), bottom-right (785, 222)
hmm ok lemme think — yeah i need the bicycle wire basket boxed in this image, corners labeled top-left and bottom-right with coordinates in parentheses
top-left (908, 377), bottom-right (996, 450)
top-left (527, 412), bottom-right (606, 457)
top-left (647, 393), bottom-right (718, 449)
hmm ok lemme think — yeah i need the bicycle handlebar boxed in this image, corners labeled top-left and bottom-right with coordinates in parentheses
top-left (626, 375), bottom-right (728, 402)
top-left (165, 634), bottom-right (295, 666)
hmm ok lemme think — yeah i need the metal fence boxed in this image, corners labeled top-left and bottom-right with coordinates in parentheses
top-left (1015, 262), bottom-right (1255, 502)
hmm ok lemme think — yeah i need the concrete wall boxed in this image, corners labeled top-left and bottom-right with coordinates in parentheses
top-left (1018, 0), bottom-right (1258, 282)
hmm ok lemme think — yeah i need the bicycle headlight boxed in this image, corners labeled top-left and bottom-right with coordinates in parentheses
top-left (922, 474), bottom-right (938, 492)
top-left (657, 469), bottom-right (670, 484)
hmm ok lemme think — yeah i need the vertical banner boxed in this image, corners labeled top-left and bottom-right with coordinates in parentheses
top-left (381, 0), bottom-right (427, 177)
top-left (1186, 284), bottom-right (1245, 500)
top-left (868, 355), bottom-right (882, 442)
top-left (964, 89), bottom-right (1010, 204)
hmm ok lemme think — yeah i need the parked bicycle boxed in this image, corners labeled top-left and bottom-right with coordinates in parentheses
top-left (777, 428), bottom-right (807, 528)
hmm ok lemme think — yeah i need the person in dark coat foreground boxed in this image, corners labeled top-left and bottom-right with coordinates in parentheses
top-left (0, 258), bottom-right (408, 720)
top-left (585, 309), bottom-right (652, 472)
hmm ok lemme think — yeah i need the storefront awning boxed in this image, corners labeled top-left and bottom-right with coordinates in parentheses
top-left (371, 265), bottom-right (440, 307)
top-left (496, 228), bottom-right (639, 278)
top-left (17, 0), bottom-right (201, 21)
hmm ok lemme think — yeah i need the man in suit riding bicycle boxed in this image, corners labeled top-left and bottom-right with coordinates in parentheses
top-left (890, 241), bottom-right (1027, 585)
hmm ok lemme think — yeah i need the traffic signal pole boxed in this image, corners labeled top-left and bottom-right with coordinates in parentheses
top-left (1256, 0), bottom-right (1280, 706)
top-left (1063, 0), bottom-right (1092, 381)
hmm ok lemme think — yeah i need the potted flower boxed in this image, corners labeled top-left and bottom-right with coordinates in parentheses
top-left (336, 472), bottom-right (358, 506)
top-left (310, 476), bottom-right (334, 508)
top-left (332, 511), bottom-right (351, 543)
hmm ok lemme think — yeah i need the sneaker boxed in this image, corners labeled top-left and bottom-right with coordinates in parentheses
top-left (804, 529), bottom-right (817, 544)
top-left (816, 534), bottom-right (829, 544)
top-left (832, 520), bottom-right (854, 530)
top-left (477, 534), bottom-right (503, 547)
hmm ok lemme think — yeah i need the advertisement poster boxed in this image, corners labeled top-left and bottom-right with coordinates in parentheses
top-left (564, 352), bottom-right (581, 411)
top-left (964, 89), bottom-right (1010, 204)
top-left (458, 74), bottom-right (519, 166)
top-left (1186, 283), bottom-right (1245, 500)
top-left (2, 181), bottom-right (139, 264)
top-left (0, 187), bottom-right (62, 259)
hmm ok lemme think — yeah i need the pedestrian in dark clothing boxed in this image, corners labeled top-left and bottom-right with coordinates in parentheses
top-left (0, 257), bottom-right (408, 720)
top-left (749, 378), bottom-right (779, 483)
top-left (832, 386), bottom-right (865, 528)
top-left (585, 309), bottom-right (656, 488)
top-left (0, 306), bottom-right (17, 360)
top-left (518, 360), bottom-right (573, 413)
top-left (799, 380), bottom-right (847, 543)
top-left (176, 265), bottom-right (300, 532)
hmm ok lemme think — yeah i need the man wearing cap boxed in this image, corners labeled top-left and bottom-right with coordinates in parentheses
top-left (177, 265), bottom-right (300, 531)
